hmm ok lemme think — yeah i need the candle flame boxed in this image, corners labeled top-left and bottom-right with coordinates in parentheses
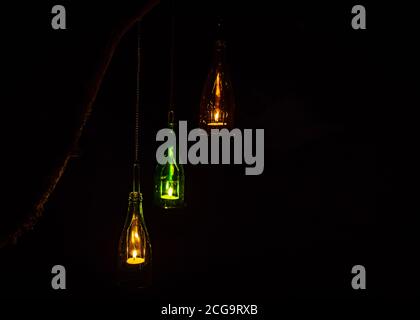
top-left (213, 72), bottom-right (222, 124)
top-left (215, 72), bottom-right (221, 98)
top-left (126, 220), bottom-right (145, 264)
top-left (161, 183), bottom-right (179, 200)
top-left (215, 110), bottom-right (220, 122)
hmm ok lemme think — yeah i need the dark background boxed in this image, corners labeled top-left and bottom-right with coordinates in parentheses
top-left (0, 0), bottom-right (415, 302)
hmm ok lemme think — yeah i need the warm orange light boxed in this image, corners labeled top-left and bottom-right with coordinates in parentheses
top-left (215, 72), bottom-right (221, 99)
top-left (127, 248), bottom-right (145, 264)
top-left (209, 107), bottom-right (226, 126)
top-left (214, 109), bottom-right (220, 122)
top-left (199, 39), bottom-right (235, 131)
top-left (214, 72), bottom-right (221, 122)
top-left (126, 219), bottom-right (145, 265)
top-left (127, 256), bottom-right (145, 264)
top-left (207, 121), bottom-right (226, 126)
top-left (208, 72), bottom-right (227, 126)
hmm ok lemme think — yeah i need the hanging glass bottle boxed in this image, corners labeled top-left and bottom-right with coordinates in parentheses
top-left (154, 111), bottom-right (185, 209)
top-left (117, 22), bottom-right (151, 287)
top-left (118, 164), bottom-right (152, 287)
top-left (199, 27), bottom-right (235, 131)
top-left (153, 11), bottom-right (185, 209)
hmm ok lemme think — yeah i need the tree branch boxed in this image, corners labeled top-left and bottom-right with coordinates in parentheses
top-left (0, 0), bottom-right (160, 248)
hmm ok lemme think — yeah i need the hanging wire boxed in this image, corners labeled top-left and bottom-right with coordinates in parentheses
top-left (167, 0), bottom-right (176, 127)
top-left (169, 12), bottom-right (175, 112)
top-left (135, 22), bottom-right (141, 164)
top-left (133, 22), bottom-right (142, 193)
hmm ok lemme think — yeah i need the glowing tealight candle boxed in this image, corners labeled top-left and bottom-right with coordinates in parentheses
top-left (214, 109), bottom-right (220, 122)
top-left (126, 224), bottom-right (145, 265)
top-left (208, 109), bottom-right (226, 126)
top-left (161, 184), bottom-right (179, 200)
top-left (127, 248), bottom-right (145, 265)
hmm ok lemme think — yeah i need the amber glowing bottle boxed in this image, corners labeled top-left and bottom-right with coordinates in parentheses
top-left (199, 37), bottom-right (235, 131)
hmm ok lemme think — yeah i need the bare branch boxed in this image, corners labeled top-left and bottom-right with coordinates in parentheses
top-left (0, 0), bottom-right (160, 248)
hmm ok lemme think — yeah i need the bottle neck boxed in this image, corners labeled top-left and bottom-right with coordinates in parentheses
top-left (132, 162), bottom-right (141, 193)
top-left (214, 40), bottom-right (226, 66)
top-left (128, 191), bottom-right (143, 217)
top-left (168, 121), bottom-right (175, 131)
top-left (167, 111), bottom-right (177, 163)
top-left (167, 110), bottom-right (175, 129)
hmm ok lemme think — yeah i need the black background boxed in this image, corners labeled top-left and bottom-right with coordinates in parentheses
top-left (0, 0), bottom-right (415, 303)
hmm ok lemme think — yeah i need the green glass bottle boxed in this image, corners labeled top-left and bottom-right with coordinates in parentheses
top-left (154, 112), bottom-right (185, 209)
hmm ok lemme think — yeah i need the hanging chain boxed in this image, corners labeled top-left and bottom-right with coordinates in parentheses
top-left (169, 12), bottom-right (175, 113)
top-left (135, 22), bottom-right (141, 164)
top-left (131, 22), bottom-right (142, 194)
